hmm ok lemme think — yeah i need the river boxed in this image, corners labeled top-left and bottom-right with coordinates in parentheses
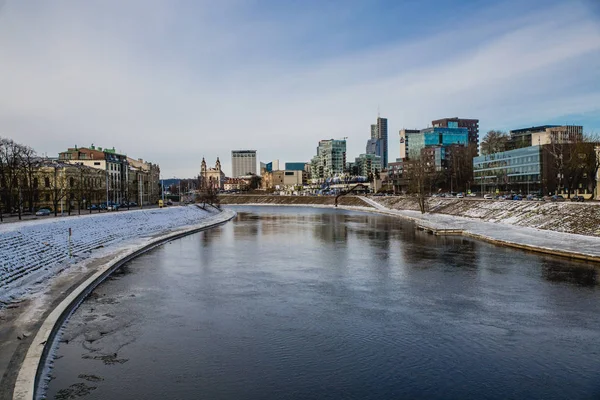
top-left (43, 206), bottom-right (600, 399)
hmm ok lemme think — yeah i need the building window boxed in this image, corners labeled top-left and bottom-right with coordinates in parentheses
top-left (45, 177), bottom-right (50, 187)
top-left (94, 162), bottom-right (101, 166)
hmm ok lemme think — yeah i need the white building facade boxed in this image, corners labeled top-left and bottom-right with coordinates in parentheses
top-left (232, 150), bottom-right (257, 177)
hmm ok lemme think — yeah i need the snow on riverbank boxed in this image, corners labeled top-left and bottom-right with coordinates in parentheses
top-left (371, 197), bottom-right (600, 237)
top-left (0, 206), bottom-right (216, 304)
top-left (361, 197), bottom-right (600, 261)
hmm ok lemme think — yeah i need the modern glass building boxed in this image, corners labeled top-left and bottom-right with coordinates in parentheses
top-left (473, 146), bottom-right (541, 193)
top-left (310, 139), bottom-right (346, 179)
top-left (366, 138), bottom-right (382, 158)
top-left (353, 153), bottom-right (382, 177)
top-left (407, 127), bottom-right (468, 158)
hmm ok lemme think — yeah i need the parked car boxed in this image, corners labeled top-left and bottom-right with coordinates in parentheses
top-left (467, 192), bottom-right (477, 197)
top-left (456, 193), bottom-right (465, 198)
top-left (484, 194), bottom-right (493, 200)
top-left (87, 204), bottom-right (98, 210)
top-left (166, 200), bottom-right (173, 206)
top-left (107, 204), bottom-right (120, 211)
top-left (571, 195), bottom-right (585, 202)
top-left (551, 195), bottom-right (565, 202)
top-left (129, 202), bottom-right (138, 207)
top-left (35, 208), bottom-right (51, 216)
top-left (512, 195), bottom-right (523, 201)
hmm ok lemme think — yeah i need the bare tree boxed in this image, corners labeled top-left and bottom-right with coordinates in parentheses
top-left (566, 133), bottom-right (600, 197)
top-left (42, 163), bottom-right (68, 216)
top-left (197, 186), bottom-right (220, 209)
top-left (446, 144), bottom-right (473, 193)
top-left (404, 156), bottom-right (433, 214)
top-left (0, 138), bottom-right (22, 216)
top-left (481, 130), bottom-right (509, 155)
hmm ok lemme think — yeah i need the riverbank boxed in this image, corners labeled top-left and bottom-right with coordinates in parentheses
top-left (219, 194), bottom-right (372, 208)
top-left (371, 196), bottom-right (600, 237)
top-left (223, 195), bottom-right (600, 263)
top-left (0, 206), bottom-right (236, 400)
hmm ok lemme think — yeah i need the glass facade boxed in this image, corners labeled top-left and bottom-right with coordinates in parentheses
top-left (354, 153), bottom-right (382, 177)
top-left (473, 146), bottom-right (541, 192)
top-left (311, 140), bottom-right (347, 179)
top-left (408, 127), bottom-right (468, 158)
top-left (285, 162), bottom-right (306, 171)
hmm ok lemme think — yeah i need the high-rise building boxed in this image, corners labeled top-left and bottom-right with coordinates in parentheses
top-left (399, 129), bottom-right (420, 160)
top-left (405, 127), bottom-right (469, 171)
top-left (354, 153), bottom-right (382, 177)
top-left (231, 150), bottom-right (257, 177)
top-left (370, 124), bottom-right (378, 139)
top-left (432, 117), bottom-right (479, 155)
top-left (375, 117), bottom-right (388, 168)
top-left (310, 139), bottom-right (346, 179)
top-left (366, 138), bottom-right (382, 157)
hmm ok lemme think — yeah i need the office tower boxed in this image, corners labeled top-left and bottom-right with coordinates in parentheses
top-left (231, 150), bottom-right (257, 177)
top-left (432, 117), bottom-right (479, 155)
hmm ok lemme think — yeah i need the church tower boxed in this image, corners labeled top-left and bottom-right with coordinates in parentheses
top-left (215, 157), bottom-right (221, 172)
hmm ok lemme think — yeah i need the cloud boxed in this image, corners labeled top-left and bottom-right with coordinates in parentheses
top-left (0, 0), bottom-right (598, 177)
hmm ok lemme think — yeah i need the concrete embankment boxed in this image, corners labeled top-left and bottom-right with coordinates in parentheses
top-left (0, 206), bottom-right (236, 400)
top-left (219, 194), bottom-right (373, 208)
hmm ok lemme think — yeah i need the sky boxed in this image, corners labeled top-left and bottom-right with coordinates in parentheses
top-left (0, 0), bottom-right (599, 178)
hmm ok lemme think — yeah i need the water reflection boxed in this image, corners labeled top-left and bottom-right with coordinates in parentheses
top-left (541, 259), bottom-right (598, 287)
top-left (44, 206), bottom-right (600, 400)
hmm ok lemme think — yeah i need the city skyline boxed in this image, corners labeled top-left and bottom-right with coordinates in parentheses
top-left (0, 0), bottom-right (599, 178)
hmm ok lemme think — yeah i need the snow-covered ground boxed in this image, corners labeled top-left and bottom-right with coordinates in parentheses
top-left (371, 197), bottom-right (600, 237)
top-left (362, 197), bottom-right (600, 261)
top-left (0, 206), bottom-right (218, 304)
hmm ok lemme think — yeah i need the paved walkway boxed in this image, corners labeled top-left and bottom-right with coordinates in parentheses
top-left (361, 197), bottom-right (600, 262)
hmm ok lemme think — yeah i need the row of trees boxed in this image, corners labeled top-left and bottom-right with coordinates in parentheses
top-left (0, 136), bottom-right (161, 220)
top-left (0, 137), bottom-right (39, 220)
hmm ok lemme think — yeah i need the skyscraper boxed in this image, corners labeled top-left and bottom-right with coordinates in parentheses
top-left (372, 117), bottom-right (388, 168)
top-left (370, 124), bottom-right (378, 139)
top-left (231, 150), bottom-right (257, 177)
top-left (366, 138), bottom-right (381, 157)
top-left (399, 128), bottom-right (420, 160)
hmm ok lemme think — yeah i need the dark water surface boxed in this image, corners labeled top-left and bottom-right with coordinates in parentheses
top-left (44, 206), bottom-right (600, 399)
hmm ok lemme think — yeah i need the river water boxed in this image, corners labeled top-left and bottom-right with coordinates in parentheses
top-left (44, 206), bottom-right (600, 399)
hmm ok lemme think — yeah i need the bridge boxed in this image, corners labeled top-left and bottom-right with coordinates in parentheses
top-left (334, 183), bottom-right (370, 207)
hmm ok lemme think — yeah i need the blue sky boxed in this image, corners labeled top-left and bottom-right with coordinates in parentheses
top-left (0, 0), bottom-right (599, 177)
